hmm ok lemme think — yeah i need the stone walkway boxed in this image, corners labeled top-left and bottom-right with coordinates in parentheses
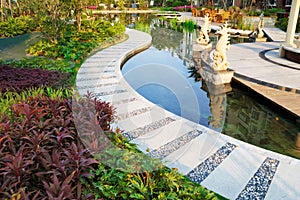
top-left (76, 29), bottom-right (300, 200)
top-left (228, 42), bottom-right (300, 93)
top-left (227, 33), bottom-right (300, 118)
top-left (179, 11), bottom-right (300, 117)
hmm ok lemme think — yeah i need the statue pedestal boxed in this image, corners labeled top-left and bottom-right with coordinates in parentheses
top-left (255, 37), bottom-right (267, 42)
top-left (201, 66), bottom-right (235, 85)
top-left (193, 43), bottom-right (212, 52)
top-left (200, 49), bottom-right (235, 86)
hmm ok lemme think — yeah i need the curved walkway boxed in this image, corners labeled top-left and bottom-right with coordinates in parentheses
top-left (76, 29), bottom-right (300, 200)
top-left (228, 42), bottom-right (300, 93)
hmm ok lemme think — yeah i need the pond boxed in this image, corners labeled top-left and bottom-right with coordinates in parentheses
top-left (121, 17), bottom-right (300, 160)
top-left (0, 32), bottom-right (41, 60)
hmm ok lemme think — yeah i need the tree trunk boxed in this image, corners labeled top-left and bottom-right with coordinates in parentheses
top-left (221, 0), bottom-right (227, 10)
top-left (0, 0), bottom-right (3, 21)
top-left (77, 11), bottom-right (81, 30)
top-left (1, 0), bottom-right (7, 21)
top-left (15, 0), bottom-right (21, 16)
top-left (8, 0), bottom-right (12, 17)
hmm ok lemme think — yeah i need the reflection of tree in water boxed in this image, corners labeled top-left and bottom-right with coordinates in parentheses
top-left (151, 27), bottom-right (182, 51)
top-left (224, 88), bottom-right (300, 159)
top-left (133, 14), bottom-right (154, 33)
top-left (187, 65), bottom-right (201, 82)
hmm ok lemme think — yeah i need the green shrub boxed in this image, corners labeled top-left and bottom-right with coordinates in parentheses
top-left (173, 1), bottom-right (184, 7)
top-left (0, 16), bottom-right (37, 38)
top-left (1, 57), bottom-right (73, 73)
top-left (26, 20), bottom-right (125, 62)
top-left (159, 7), bottom-right (175, 11)
top-left (182, 20), bottom-right (195, 33)
top-left (275, 18), bottom-right (288, 31)
top-left (276, 17), bottom-right (300, 32)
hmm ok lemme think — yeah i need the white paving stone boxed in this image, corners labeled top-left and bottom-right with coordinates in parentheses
top-left (115, 99), bottom-right (153, 114)
top-left (201, 146), bottom-right (266, 199)
top-left (116, 106), bottom-right (175, 132)
top-left (164, 130), bottom-right (226, 175)
top-left (228, 42), bottom-right (300, 91)
top-left (76, 28), bottom-right (300, 200)
top-left (133, 118), bottom-right (198, 152)
top-left (265, 161), bottom-right (300, 200)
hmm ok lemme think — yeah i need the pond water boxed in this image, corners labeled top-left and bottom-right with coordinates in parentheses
top-left (0, 32), bottom-right (41, 60)
top-left (121, 17), bottom-right (300, 159)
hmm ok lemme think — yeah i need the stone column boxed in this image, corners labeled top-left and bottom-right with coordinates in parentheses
top-left (279, 0), bottom-right (300, 57)
top-left (284, 0), bottom-right (300, 48)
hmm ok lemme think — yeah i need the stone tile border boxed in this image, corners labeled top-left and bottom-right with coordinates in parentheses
top-left (186, 143), bottom-right (237, 184)
top-left (123, 117), bottom-right (176, 141)
top-left (236, 157), bottom-right (280, 200)
top-left (94, 89), bottom-right (128, 97)
top-left (259, 48), bottom-right (300, 71)
top-left (148, 129), bottom-right (203, 159)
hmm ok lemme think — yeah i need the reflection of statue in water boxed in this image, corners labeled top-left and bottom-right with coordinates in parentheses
top-left (257, 13), bottom-right (264, 39)
top-left (213, 22), bottom-right (230, 71)
top-left (209, 93), bottom-right (226, 130)
top-left (197, 14), bottom-right (211, 45)
top-left (201, 82), bottom-right (231, 131)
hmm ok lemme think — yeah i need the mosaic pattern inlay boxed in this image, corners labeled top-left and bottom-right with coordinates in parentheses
top-left (112, 97), bottom-right (139, 105)
top-left (187, 143), bottom-right (236, 184)
top-left (77, 69), bottom-right (115, 75)
top-left (236, 157), bottom-right (279, 200)
top-left (148, 130), bottom-right (203, 159)
top-left (94, 89), bottom-right (127, 97)
top-left (76, 82), bottom-right (119, 90)
top-left (123, 117), bottom-right (176, 141)
top-left (117, 107), bottom-right (152, 120)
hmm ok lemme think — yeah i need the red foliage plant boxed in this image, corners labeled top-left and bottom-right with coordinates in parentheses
top-left (0, 94), bottom-right (115, 199)
top-left (0, 65), bottom-right (72, 93)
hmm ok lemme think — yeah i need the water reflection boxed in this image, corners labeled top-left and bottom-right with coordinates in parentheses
top-left (224, 87), bottom-right (300, 159)
top-left (122, 17), bottom-right (300, 159)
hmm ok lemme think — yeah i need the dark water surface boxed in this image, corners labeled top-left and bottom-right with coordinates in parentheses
top-left (0, 32), bottom-right (41, 60)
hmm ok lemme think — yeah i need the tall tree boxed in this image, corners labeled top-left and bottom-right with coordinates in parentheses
top-left (69, 0), bottom-right (95, 30)
top-left (35, 0), bottom-right (69, 43)
top-left (8, 0), bottom-right (12, 17)
top-left (1, 0), bottom-right (7, 21)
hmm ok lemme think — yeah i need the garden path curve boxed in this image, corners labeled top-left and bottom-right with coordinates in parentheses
top-left (76, 29), bottom-right (300, 200)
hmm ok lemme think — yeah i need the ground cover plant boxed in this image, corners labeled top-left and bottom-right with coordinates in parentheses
top-left (1, 57), bottom-right (74, 73)
top-left (0, 16), bottom-right (37, 38)
top-left (27, 20), bottom-right (125, 63)
top-left (0, 65), bottom-right (71, 93)
top-left (82, 128), bottom-right (222, 200)
top-left (0, 91), bottom-right (113, 199)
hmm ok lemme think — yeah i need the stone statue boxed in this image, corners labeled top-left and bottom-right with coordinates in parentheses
top-left (197, 14), bottom-right (211, 45)
top-left (213, 22), bottom-right (230, 71)
top-left (257, 13), bottom-right (264, 39)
